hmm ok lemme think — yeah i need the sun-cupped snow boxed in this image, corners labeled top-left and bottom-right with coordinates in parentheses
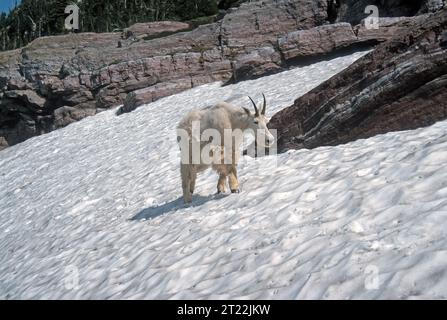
top-left (1, 50), bottom-right (447, 299)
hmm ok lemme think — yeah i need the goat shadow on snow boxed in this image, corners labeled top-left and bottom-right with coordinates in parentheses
top-left (130, 193), bottom-right (229, 221)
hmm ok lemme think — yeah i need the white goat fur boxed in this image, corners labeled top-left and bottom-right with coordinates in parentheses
top-left (177, 100), bottom-right (274, 203)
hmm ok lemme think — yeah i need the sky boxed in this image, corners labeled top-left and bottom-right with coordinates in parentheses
top-left (0, 0), bottom-right (20, 14)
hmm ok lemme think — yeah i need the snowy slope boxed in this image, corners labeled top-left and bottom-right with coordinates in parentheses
top-left (1, 50), bottom-right (447, 299)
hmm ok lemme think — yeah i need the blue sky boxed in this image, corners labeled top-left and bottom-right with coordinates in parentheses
top-left (0, 0), bottom-right (20, 14)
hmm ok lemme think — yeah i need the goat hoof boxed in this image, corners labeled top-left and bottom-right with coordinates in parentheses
top-left (231, 189), bottom-right (240, 194)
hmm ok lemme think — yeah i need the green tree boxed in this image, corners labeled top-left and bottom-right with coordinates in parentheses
top-left (0, 0), bottom-right (221, 52)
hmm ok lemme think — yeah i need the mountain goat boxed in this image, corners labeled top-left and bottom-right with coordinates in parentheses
top-left (177, 94), bottom-right (275, 203)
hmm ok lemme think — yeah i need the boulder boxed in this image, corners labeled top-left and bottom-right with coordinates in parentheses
top-left (0, 136), bottom-right (7, 150)
top-left (269, 8), bottom-right (447, 152)
top-left (4, 90), bottom-right (47, 110)
top-left (54, 106), bottom-right (95, 128)
top-left (354, 17), bottom-right (419, 42)
top-left (278, 23), bottom-right (358, 61)
top-left (232, 46), bottom-right (282, 81)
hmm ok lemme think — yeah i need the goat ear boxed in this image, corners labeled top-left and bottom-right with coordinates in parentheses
top-left (242, 107), bottom-right (251, 116)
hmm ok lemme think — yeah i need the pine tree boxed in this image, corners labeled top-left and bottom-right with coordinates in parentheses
top-left (0, 0), bottom-right (221, 52)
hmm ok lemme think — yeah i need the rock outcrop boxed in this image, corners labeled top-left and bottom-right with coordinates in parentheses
top-left (0, 0), bottom-right (442, 150)
top-left (269, 8), bottom-right (447, 152)
top-left (122, 21), bottom-right (191, 40)
top-left (0, 0), bottom-right (331, 149)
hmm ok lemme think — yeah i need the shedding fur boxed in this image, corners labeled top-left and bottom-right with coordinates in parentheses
top-left (177, 96), bottom-right (274, 203)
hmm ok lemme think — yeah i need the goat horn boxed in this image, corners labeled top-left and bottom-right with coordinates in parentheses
top-left (248, 96), bottom-right (259, 115)
top-left (262, 93), bottom-right (266, 115)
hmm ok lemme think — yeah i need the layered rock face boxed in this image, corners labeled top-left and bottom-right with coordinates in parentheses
top-left (0, 0), bottom-right (330, 149)
top-left (269, 8), bottom-right (447, 152)
top-left (121, 21), bottom-right (191, 40)
top-left (0, 0), bottom-right (441, 150)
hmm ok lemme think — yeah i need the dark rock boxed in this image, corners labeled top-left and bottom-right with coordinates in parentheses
top-left (0, 136), bottom-right (7, 150)
top-left (4, 90), bottom-right (46, 110)
top-left (218, 0), bottom-right (244, 10)
top-left (54, 106), bottom-right (95, 128)
top-left (418, 0), bottom-right (445, 13)
top-left (269, 8), bottom-right (447, 152)
top-left (440, 30), bottom-right (447, 46)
